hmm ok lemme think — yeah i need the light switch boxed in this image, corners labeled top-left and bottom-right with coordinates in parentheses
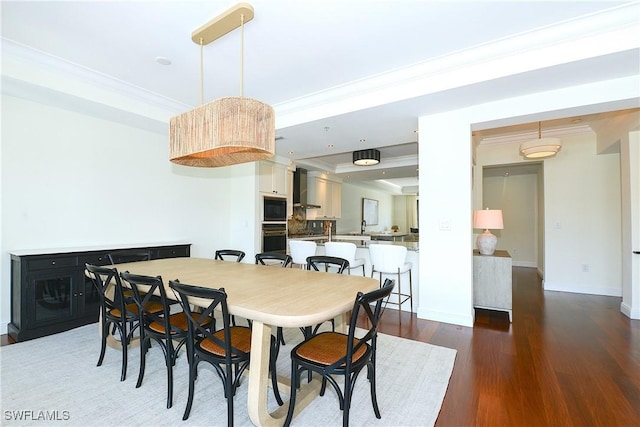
top-left (439, 219), bottom-right (451, 231)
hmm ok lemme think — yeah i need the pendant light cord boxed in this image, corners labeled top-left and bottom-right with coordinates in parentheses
top-left (198, 14), bottom-right (245, 104)
top-left (199, 38), bottom-right (204, 105)
top-left (240, 13), bottom-right (244, 97)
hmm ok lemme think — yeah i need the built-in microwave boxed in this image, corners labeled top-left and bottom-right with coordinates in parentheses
top-left (263, 196), bottom-right (287, 222)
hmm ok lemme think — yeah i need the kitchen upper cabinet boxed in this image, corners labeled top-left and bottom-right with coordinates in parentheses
top-left (307, 175), bottom-right (342, 219)
top-left (259, 161), bottom-right (288, 195)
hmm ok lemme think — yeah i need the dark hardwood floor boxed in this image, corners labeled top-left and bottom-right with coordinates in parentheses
top-left (357, 267), bottom-right (640, 427)
top-left (2, 267), bottom-right (638, 426)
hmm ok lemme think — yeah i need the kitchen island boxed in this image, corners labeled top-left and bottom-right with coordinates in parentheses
top-left (286, 236), bottom-right (418, 313)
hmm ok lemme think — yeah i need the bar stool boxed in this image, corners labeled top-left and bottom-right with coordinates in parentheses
top-left (369, 244), bottom-right (413, 323)
top-left (288, 240), bottom-right (317, 269)
top-left (324, 241), bottom-right (366, 276)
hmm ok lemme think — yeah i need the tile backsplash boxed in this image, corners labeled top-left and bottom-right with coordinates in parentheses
top-left (288, 207), bottom-right (336, 235)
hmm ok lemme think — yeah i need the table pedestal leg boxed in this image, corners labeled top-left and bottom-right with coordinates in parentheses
top-left (248, 321), bottom-right (323, 426)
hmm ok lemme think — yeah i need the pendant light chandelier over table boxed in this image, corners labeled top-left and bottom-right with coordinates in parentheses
top-left (169, 3), bottom-right (275, 167)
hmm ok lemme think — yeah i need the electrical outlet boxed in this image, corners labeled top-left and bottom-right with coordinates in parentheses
top-left (581, 264), bottom-right (589, 272)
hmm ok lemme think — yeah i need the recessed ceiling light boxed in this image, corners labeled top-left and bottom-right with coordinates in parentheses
top-left (155, 56), bottom-right (172, 65)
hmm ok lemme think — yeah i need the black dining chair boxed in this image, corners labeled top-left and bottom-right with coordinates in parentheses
top-left (215, 249), bottom-right (246, 262)
top-left (168, 279), bottom-right (283, 424)
top-left (305, 255), bottom-right (350, 336)
top-left (306, 255), bottom-right (350, 274)
top-left (215, 249), bottom-right (247, 326)
top-left (255, 252), bottom-right (292, 268)
top-left (255, 252), bottom-right (293, 347)
top-left (106, 249), bottom-right (154, 313)
top-left (120, 271), bottom-right (212, 409)
top-left (85, 263), bottom-right (162, 381)
top-left (284, 279), bottom-right (394, 427)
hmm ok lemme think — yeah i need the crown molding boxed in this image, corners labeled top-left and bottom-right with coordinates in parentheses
top-left (275, 2), bottom-right (640, 129)
top-left (2, 2), bottom-right (638, 135)
top-left (479, 124), bottom-right (594, 146)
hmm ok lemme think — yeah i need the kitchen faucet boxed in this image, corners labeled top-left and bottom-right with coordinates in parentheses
top-left (361, 220), bottom-right (366, 234)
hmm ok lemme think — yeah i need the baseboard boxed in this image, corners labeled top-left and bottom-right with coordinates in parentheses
top-left (620, 301), bottom-right (640, 319)
top-left (512, 261), bottom-right (537, 268)
top-left (543, 281), bottom-right (622, 297)
top-left (417, 307), bottom-right (474, 327)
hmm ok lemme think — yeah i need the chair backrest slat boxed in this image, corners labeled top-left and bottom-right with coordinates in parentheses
top-left (306, 255), bottom-right (349, 274)
top-left (215, 249), bottom-right (246, 263)
top-left (255, 252), bottom-right (292, 268)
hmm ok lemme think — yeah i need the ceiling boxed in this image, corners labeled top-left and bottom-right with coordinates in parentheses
top-left (2, 1), bottom-right (639, 194)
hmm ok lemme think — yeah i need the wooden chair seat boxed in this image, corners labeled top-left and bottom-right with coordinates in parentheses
top-left (199, 326), bottom-right (252, 356)
top-left (109, 301), bottom-right (163, 319)
top-left (148, 311), bottom-right (209, 334)
top-left (295, 332), bottom-right (367, 366)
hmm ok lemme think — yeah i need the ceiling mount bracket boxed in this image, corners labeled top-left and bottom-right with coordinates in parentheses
top-left (191, 2), bottom-right (254, 45)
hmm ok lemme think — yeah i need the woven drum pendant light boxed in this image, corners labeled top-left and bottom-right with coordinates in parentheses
top-left (169, 3), bottom-right (275, 167)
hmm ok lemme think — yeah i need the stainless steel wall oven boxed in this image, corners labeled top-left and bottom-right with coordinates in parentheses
top-left (263, 196), bottom-right (287, 222)
top-left (262, 224), bottom-right (287, 254)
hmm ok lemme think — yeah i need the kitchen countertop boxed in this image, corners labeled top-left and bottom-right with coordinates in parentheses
top-left (288, 235), bottom-right (418, 251)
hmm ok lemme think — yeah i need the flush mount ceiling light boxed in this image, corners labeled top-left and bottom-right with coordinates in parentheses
top-left (169, 3), bottom-right (275, 167)
top-left (519, 121), bottom-right (561, 160)
top-left (353, 149), bottom-right (380, 166)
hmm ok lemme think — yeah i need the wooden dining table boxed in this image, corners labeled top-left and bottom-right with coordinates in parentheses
top-left (109, 256), bottom-right (378, 426)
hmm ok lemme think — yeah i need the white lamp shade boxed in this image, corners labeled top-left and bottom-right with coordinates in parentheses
top-left (473, 209), bottom-right (503, 230)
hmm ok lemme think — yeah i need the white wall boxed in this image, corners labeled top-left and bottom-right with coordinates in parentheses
top-left (544, 134), bottom-right (622, 296)
top-left (0, 95), bottom-right (259, 334)
top-left (418, 76), bottom-right (637, 327)
top-left (418, 112), bottom-right (475, 327)
top-left (336, 182), bottom-right (394, 234)
top-left (476, 133), bottom-right (622, 296)
top-left (483, 172), bottom-right (538, 267)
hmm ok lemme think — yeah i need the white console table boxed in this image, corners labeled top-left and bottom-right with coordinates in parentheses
top-left (473, 249), bottom-right (512, 322)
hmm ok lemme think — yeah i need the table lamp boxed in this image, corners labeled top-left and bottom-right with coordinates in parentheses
top-left (473, 208), bottom-right (504, 255)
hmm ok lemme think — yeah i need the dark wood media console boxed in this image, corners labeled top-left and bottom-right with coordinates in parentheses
top-left (8, 243), bottom-right (191, 342)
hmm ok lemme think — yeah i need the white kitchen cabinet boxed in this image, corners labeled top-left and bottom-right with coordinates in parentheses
top-left (307, 175), bottom-right (342, 219)
top-left (259, 161), bottom-right (288, 196)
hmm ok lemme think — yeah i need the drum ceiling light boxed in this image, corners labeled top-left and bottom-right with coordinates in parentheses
top-left (353, 149), bottom-right (381, 166)
top-left (519, 122), bottom-right (561, 160)
top-left (169, 3), bottom-right (275, 167)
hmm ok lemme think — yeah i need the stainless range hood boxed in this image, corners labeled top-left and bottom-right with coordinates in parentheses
top-left (292, 168), bottom-right (321, 209)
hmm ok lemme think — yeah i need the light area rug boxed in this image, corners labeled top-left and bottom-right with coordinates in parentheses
top-left (0, 323), bottom-right (456, 426)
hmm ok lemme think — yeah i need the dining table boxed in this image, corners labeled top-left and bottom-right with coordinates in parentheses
top-left (108, 256), bottom-right (378, 426)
